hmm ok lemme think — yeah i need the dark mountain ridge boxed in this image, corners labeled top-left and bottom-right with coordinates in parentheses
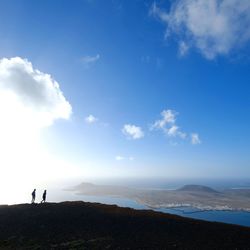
top-left (0, 201), bottom-right (250, 249)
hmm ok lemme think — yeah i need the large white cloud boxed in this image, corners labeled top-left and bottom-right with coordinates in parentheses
top-left (122, 124), bottom-right (144, 140)
top-left (151, 0), bottom-right (250, 59)
top-left (0, 57), bottom-right (72, 127)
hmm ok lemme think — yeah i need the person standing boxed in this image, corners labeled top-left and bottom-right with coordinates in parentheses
top-left (31, 189), bottom-right (36, 203)
top-left (41, 190), bottom-right (47, 203)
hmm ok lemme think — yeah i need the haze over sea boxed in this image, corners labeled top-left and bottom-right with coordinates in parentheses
top-left (3, 177), bottom-right (248, 227)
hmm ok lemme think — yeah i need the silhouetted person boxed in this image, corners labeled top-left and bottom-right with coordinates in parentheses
top-left (31, 189), bottom-right (36, 203)
top-left (41, 190), bottom-right (47, 203)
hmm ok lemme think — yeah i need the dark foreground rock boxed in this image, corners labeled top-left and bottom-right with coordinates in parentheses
top-left (0, 201), bottom-right (250, 249)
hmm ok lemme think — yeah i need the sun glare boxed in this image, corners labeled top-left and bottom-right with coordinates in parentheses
top-left (0, 67), bottom-right (80, 204)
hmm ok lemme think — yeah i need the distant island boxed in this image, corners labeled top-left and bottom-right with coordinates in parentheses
top-left (0, 201), bottom-right (250, 249)
top-left (70, 182), bottom-right (250, 212)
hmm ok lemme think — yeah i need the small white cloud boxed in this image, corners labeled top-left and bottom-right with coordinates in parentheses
top-left (166, 125), bottom-right (187, 139)
top-left (85, 114), bottom-right (98, 124)
top-left (115, 155), bottom-right (125, 161)
top-left (151, 109), bottom-right (177, 130)
top-left (151, 109), bottom-right (197, 144)
top-left (81, 54), bottom-right (100, 67)
top-left (115, 155), bottom-right (135, 161)
top-left (191, 133), bottom-right (201, 145)
top-left (167, 125), bottom-right (179, 137)
top-left (151, 0), bottom-right (250, 59)
top-left (151, 109), bottom-right (186, 140)
top-left (122, 124), bottom-right (144, 140)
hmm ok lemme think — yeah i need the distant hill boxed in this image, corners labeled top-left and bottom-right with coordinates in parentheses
top-left (177, 184), bottom-right (219, 193)
top-left (0, 201), bottom-right (250, 249)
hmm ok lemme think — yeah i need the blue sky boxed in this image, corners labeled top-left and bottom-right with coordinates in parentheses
top-left (0, 0), bottom-right (250, 185)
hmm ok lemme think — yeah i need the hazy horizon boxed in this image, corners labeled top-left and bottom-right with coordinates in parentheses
top-left (2, 176), bottom-right (250, 205)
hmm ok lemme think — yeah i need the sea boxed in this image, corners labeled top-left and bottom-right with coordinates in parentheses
top-left (45, 177), bottom-right (250, 228)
